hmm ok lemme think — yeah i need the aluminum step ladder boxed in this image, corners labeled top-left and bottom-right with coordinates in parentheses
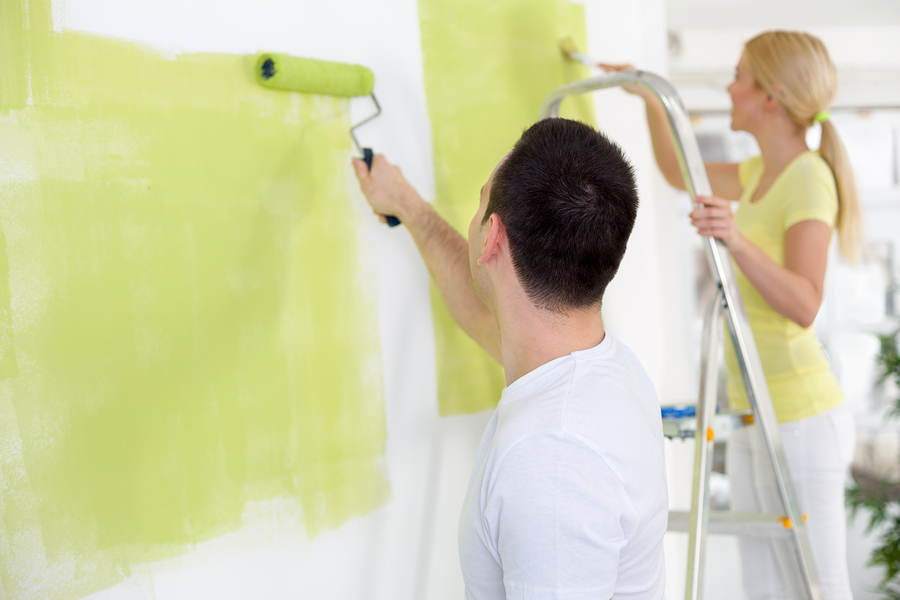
top-left (538, 71), bottom-right (823, 600)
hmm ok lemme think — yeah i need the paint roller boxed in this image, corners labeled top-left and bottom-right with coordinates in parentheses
top-left (558, 37), bottom-right (596, 68)
top-left (255, 53), bottom-right (400, 227)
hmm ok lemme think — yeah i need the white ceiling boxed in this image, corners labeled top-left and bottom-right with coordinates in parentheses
top-left (666, 0), bottom-right (900, 30)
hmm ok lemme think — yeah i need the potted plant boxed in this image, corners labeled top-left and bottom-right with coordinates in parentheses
top-left (847, 322), bottom-right (900, 597)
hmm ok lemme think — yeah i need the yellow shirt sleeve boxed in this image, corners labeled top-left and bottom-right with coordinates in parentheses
top-left (778, 154), bottom-right (838, 229)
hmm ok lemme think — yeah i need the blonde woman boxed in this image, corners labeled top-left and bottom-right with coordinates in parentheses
top-left (606, 31), bottom-right (860, 598)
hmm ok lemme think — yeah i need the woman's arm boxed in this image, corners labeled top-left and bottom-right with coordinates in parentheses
top-left (641, 93), bottom-right (744, 199)
top-left (598, 64), bottom-right (743, 200)
top-left (691, 195), bottom-right (830, 328)
top-left (704, 163), bottom-right (744, 201)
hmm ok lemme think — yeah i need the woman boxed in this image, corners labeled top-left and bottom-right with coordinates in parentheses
top-left (607, 31), bottom-right (861, 598)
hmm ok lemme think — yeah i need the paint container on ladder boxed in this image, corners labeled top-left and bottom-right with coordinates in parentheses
top-left (254, 53), bottom-right (400, 227)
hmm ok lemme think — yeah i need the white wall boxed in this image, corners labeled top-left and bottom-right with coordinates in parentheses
top-left (53, 0), bottom-right (696, 597)
top-left (65, 0), bottom-right (896, 597)
top-left (61, 1), bottom-right (440, 598)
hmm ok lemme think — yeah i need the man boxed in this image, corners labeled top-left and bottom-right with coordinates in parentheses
top-left (353, 118), bottom-right (667, 599)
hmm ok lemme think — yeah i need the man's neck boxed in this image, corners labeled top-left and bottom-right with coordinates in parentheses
top-left (494, 294), bottom-right (606, 386)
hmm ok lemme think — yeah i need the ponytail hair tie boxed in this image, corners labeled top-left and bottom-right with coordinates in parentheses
top-left (814, 110), bottom-right (830, 123)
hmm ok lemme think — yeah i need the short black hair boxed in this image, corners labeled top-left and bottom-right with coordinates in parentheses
top-left (484, 118), bottom-right (638, 312)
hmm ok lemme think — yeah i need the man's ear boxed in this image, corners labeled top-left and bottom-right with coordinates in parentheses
top-left (477, 213), bottom-right (505, 266)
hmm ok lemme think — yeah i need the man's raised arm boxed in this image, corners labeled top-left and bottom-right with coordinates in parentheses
top-left (352, 156), bottom-right (501, 362)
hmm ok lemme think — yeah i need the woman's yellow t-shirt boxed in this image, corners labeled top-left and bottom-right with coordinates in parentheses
top-left (724, 151), bottom-right (843, 423)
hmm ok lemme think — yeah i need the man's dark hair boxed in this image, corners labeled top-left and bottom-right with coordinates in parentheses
top-left (484, 118), bottom-right (638, 312)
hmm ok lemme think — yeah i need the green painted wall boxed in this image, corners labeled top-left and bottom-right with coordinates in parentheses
top-left (0, 2), bottom-right (387, 598)
top-left (418, 0), bottom-right (595, 414)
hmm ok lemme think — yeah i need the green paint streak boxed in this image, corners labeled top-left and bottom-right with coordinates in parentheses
top-left (418, 0), bottom-right (595, 414)
top-left (0, 2), bottom-right (27, 110)
top-left (0, 2), bottom-right (387, 598)
top-left (0, 216), bottom-right (17, 381)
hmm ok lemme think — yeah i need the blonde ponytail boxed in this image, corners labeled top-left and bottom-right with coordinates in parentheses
top-left (819, 119), bottom-right (862, 263)
top-left (743, 31), bottom-right (863, 263)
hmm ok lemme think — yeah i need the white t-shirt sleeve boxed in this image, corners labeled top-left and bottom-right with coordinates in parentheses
top-left (485, 432), bottom-right (635, 600)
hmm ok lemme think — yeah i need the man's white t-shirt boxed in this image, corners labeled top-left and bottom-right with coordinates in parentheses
top-left (458, 333), bottom-right (667, 599)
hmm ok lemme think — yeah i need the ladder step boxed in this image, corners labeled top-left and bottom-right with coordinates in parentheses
top-left (668, 510), bottom-right (792, 539)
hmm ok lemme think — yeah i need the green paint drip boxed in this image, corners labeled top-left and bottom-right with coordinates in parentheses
top-left (0, 3), bottom-right (387, 598)
top-left (418, 0), bottom-right (595, 415)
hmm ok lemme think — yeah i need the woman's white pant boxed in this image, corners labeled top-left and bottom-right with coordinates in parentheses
top-left (726, 403), bottom-right (856, 599)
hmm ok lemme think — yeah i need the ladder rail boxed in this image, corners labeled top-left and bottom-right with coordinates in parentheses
top-left (539, 71), bottom-right (823, 600)
top-left (685, 287), bottom-right (724, 600)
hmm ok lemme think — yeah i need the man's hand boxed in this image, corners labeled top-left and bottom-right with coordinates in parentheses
top-left (352, 154), bottom-right (420, 224)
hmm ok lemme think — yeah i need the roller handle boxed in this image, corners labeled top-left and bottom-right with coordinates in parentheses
top-left (362, 148), bottom-right (401, 227)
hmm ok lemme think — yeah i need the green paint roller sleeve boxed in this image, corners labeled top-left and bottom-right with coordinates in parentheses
top-left (255, 53), bottom-right (401, 228)
top-left (255, 53), bottom-right (375, 97)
